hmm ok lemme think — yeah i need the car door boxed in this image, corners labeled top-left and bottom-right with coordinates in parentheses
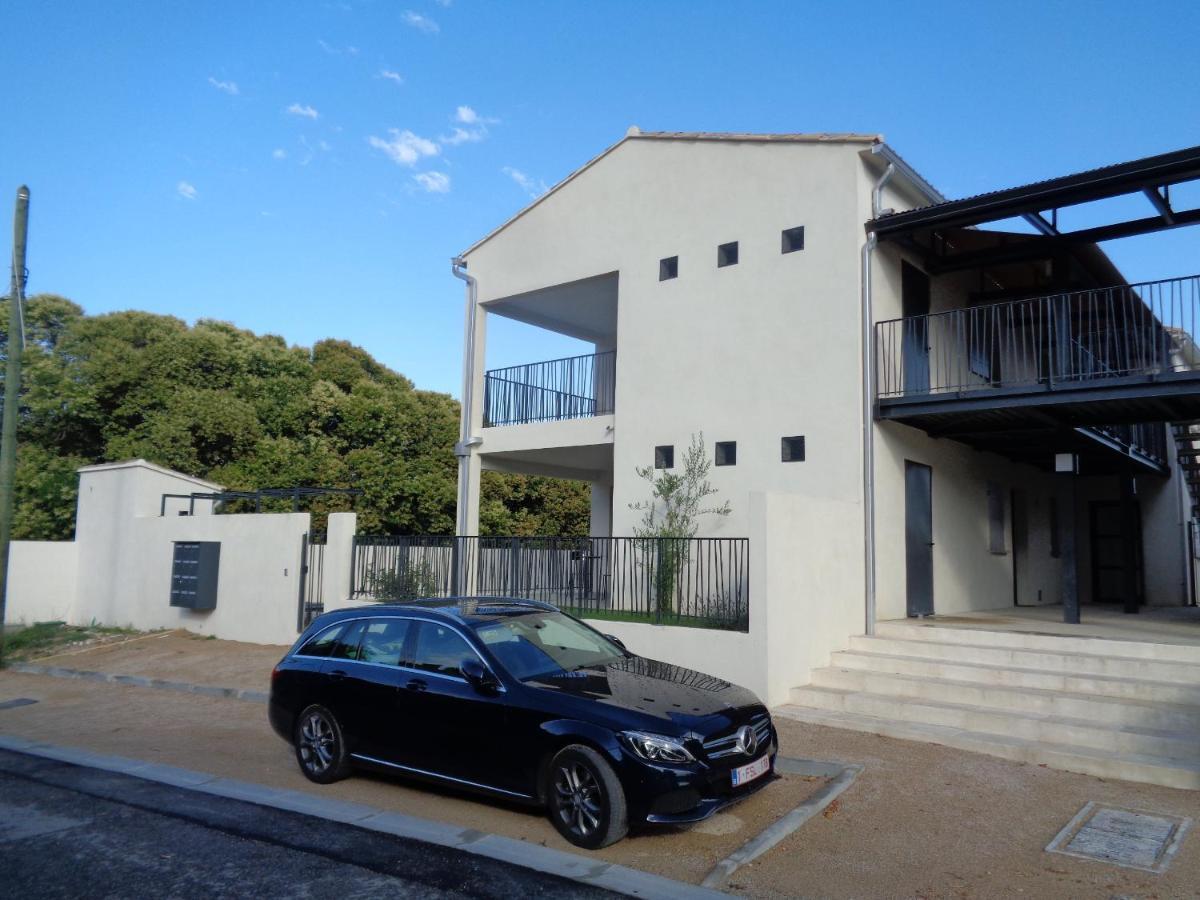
top-left (345, 616), bottom-right (416, 762)
top-left (400, 620), bottom-right (523, 796)
top-left (319, 618), bottom-right (370, 743)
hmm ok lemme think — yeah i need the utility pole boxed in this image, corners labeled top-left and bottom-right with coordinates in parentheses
top-left (0, 186), bottom-right (30, 664)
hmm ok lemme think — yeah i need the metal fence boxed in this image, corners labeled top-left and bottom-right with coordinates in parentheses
top-left (1087, 422), bottom-right (1168, 464)
top-left (350, 535), bottom-right (749, 631)
top-left (483, 350), bottom-right (616, 427)
top-left (297, 532), bottom-right (326, 631)
top-left (876, 275), bottom-right (1200, 398)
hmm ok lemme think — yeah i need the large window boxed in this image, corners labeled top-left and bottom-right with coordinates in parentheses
top-left (296, 623), bottom-right (344, 658)
top-left (411, 622), bottom-right (475, 679)
top-left (359, 619), bottom-right (411, 666)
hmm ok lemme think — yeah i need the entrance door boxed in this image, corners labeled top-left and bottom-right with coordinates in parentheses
top-left (902, 262), bottom-right (931, 394)
top-left (905, 461), bottom-right (934, 617)
top-left (1089, 500), bottom-right (1144, 607)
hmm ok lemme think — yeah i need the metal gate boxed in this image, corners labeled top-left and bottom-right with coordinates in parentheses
top-left (297, 532), bottom-right (326, 631)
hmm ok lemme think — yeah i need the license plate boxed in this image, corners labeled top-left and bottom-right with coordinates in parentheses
top-left (731, 754), bottom-right (770, 787)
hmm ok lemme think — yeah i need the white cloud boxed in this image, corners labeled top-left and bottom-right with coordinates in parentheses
top-left (503, 167), bottom-right (548, 198)
top-left (318, 39), bottom-right (359, 55)
top-left (272, 148), bottom-right (287, 160)
top-left (368, 129), bottom-right (439, 166)
top-left (440, 127), bottom-right (484, 146)
top-left (207, 76), bottom-right (239, 95)
top-left (379, 69), bottom-right (404, 86)
top-left (402, 10), bottom-right (439, 33)
top-left (441, 106), bottom-right (498, 145)
top-left (413, 171), bottom-right (450, 193)
top-left (177, 181), bottom-right (198, 200)
top-left (287, 102), bottom-right (319, 120)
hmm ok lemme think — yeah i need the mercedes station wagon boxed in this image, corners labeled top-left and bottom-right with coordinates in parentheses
top-left (268, 598), bottom-right (777, 848)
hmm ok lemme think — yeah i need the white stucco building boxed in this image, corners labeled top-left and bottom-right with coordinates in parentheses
top-left (450, 130), bottom-right (1200, 711)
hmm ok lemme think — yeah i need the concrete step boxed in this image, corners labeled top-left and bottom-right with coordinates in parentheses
top-left (829, 649), bottom-right (1200, 705)
top-left (847, 635), bottom-right (1200, 683)
top-left (789, 685), bottom-right (1200, 762)
top-left (874, 620), bottom-right (1200, 665)
top-left (774, 704), bottom-right (1200, 790)
top-left (807, 667), bottom-right (1200, 731)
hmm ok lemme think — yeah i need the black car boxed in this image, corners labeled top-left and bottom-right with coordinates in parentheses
top-left (269, 598), bottom-right (777, 848)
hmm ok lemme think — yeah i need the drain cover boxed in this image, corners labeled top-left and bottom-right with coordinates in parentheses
top-left (0, 698), bottom-right (37, 710)
top-left (1047, 802), bottom-right (1192, 873)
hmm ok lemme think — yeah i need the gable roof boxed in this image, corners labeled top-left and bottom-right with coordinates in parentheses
top-left (459, 128), bottom-right (884, 258)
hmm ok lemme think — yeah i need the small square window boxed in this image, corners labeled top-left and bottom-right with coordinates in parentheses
top-left (781, 226), bottom-right (805, 254)
top-left (781, 436), bottom-right (805, 462)
top-left (654, 445), bottom-right (674, 469)
top-left (659, 256), bottom-right (678, 281)
top-left (715, 441), bottom-right (736, 466)
top-left (717, 241), bottom-right (739, 268)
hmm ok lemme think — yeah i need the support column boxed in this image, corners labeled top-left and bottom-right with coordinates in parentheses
top-left (1119, 476), bottom-right (1140, 614)
top-left (589, 482), bottom-right (613, 537)
top-left (1056, 453), bottom-right (1080, 624)
top-left (321, 512), bottom-right (357, 611)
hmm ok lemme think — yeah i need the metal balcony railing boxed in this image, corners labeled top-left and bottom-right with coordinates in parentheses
top-left (350, 534), bottom-right (750, 631)
top-left (875, 275), bottom-right (1200, 399)
top-left (483, 350), bottom-right (615, 427)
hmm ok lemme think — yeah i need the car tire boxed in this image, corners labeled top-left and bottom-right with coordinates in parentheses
top-left (293, 704), bottom-right (352, 784)
top-left (546, 744), bottom-right (628, 849)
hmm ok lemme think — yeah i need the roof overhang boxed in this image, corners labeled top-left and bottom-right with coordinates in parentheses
top-left (866, 145), bottom-right (1200, 271)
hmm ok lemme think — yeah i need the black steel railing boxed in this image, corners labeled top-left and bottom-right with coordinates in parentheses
top-left (350, 534), bottom-right (749, 631)
top-left (1084, 422), bottom-right (1169, 464)
top-left (483, 351), bottom-right (616, 427)
top-left (875, 275), bottom-right (1200, 399)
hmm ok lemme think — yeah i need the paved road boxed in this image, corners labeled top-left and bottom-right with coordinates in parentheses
top-left (0, 749), bottom-right (617, 899)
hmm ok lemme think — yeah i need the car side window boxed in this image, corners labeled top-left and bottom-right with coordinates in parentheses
top-left (296, 623), bottom-right (344, 658)
top-left (330, 620), bottom-right (368, 661)
top-left (359, 619), bottom-right (411, 666)
top-left (411, 622), bottom-right (475, 679)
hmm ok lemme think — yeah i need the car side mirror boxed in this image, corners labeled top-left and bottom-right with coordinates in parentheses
top-left (606, 634), bottom-right (626, 652)
top-left (461, 658), bottom-right (500, 693)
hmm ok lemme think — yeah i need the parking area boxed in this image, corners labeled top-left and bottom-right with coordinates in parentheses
top-left (2, 635), bottom-right (1199, 897)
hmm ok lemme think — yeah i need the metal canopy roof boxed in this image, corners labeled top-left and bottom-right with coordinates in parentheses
top-left (867, 144), bottom-right (1200, 249)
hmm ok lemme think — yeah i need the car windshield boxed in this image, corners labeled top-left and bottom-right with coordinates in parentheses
top-left (474, 610), bottom-right (625, 681)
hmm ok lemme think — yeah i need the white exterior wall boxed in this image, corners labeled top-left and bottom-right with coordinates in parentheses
top-left (6, 541), bottom-right (79, 624)
top-left (465, 138), bottom-right (870, 539)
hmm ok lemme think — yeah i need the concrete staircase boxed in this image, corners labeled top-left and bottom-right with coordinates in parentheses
top-left (776, 620), bottom-right (1200, 789)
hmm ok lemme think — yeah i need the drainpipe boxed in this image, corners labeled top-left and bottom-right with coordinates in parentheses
top-left (862, 160), bottom-right (895, 636)
top-left (451, 256), bottom-right (481, 537)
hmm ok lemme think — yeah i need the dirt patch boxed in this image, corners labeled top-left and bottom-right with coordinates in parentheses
top-left (28, 631), bottom-right (286, 693)
top-left (0, 671), bottom-right (823, 886)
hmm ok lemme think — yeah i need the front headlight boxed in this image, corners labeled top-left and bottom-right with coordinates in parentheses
top-left (620, 730), bottom-right (695, 764)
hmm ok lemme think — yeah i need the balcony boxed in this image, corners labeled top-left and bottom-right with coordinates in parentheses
top-left (874, 275), bottom-right (1200, 471)
top-left (483, 350), bottom-right (615, 428)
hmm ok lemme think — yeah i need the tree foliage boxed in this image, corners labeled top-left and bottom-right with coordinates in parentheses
top-left (0, 294), bottom-right (589, 540)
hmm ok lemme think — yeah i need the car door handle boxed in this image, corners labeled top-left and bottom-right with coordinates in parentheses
top-left (405, 678), bottom-right (428, 692)
top-left (328, 669), bottom-right (347, 681)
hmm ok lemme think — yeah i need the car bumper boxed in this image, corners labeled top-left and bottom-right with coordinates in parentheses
top-left (617, 739), bottom-right (779, 826)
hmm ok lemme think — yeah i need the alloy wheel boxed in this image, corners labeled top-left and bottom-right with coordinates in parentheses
top-left (552, 761), bottom-right (604, 839)
top-left (298, 711), bottom-right (336, 775)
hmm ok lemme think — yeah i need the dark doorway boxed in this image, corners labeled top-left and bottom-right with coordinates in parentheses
top-left (1089, 500), bottom-right (1144, 608)
top-left (901, 262), bottom-right (931, 395)
top-left (905, 461), bottom-right (934, 617)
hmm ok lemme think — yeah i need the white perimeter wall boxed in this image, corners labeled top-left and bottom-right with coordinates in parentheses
top-left (7, 541), bottom-right (79, 624)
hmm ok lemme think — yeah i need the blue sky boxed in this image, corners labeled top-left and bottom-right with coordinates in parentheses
top-left (4, 1), bottom-right (1199, 396)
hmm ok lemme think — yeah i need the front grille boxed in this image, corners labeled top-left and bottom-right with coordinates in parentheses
top-left (702, 713), bottom-right (772, 761)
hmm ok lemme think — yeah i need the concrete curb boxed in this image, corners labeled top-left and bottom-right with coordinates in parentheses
top-left (701, 760), bottom-right (863, 890)
top-left (7, 663), bottom-right (269, 704)
top-left (0, 733), bottom-right (729, 900)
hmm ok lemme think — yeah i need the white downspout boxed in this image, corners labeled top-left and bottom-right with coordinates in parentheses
top-left (451, 256), bottom-right (481, 536)
top-left (862, 160), bottom-right (895, 636)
